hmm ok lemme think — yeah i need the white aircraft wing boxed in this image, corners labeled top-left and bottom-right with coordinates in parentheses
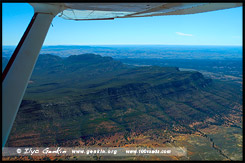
top-left (55, 3), bottom-right (242, 20)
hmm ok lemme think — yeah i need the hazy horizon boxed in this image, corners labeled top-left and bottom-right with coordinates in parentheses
top-left (2, 44), bottom-right (243, 47)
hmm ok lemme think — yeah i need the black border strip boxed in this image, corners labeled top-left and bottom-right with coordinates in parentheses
top-left (2, 13), bottom-right (39, 82)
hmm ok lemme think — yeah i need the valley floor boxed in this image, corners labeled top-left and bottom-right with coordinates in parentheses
top-left (3, 120), bottom-right (242, 161)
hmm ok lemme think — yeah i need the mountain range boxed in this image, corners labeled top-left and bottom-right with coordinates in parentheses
top-left (3, 53), bottom-right (242, 160)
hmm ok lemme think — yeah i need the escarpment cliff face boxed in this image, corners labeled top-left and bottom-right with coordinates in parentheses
top-left (5, 54), bottom-right (241, 147)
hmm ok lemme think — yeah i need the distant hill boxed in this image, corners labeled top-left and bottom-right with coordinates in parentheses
top-left (3, 45), bottom-right (242, 59)
top-left (6, 54), bottom-right (242, 148)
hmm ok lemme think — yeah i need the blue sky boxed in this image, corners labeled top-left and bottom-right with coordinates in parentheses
top-left (2, 3), bottom-right (243, 46)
